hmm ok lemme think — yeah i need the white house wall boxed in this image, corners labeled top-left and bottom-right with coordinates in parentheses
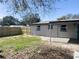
top-left (31, 23), bottom-right (77, 39)
top-left (31, 25), bottom-right (50, 37)
top-left (54, 23), bottom-right (77, 39)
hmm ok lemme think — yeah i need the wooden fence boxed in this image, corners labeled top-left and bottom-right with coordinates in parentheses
top-left (0, 26), bottom-right (23, 37)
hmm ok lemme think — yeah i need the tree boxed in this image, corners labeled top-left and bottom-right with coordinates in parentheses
top-left (57, 14), bottom-right (79, 20)
top-left (20, 13), bottom-right (40, 25)
top-left (2, 16), bottom-right (20, 26)
top-left (0, 0), bottom-right (63, 16)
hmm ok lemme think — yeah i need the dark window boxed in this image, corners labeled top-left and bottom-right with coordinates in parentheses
top-left (36, 25), bottom-right (40, 31)
top-left (51, 24), bottom-right (53, 29)
top-left (48, 24), bottom-right (53, 29)
top-left (60, 25), bottom-right (67, 32)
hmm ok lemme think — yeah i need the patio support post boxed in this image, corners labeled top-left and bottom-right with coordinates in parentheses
top-left (49, 23), bottom-right (52, 44)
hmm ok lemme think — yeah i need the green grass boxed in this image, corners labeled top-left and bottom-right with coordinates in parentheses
top-left (0, 35), bottom-right (41, 51)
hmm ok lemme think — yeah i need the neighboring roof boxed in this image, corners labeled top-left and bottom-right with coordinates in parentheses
top-left (32, 19), bottom-right (79, 25)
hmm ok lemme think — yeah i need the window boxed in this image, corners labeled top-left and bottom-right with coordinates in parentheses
top-left (48, 24), bottom-right (53, 29)
top-left (60, 25), bottom-right (67, 32)
top-left (36, 25), bottom-right (40, 31)
top-left (51, 24), bottom-right (53, 29)
top-left (48, 25), bottom-right (50, 29)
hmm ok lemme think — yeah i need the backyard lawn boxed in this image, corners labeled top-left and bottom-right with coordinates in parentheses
top-left (0, 34), bottom-right (41, 51)
top-left (0, 35), bottom-right (74, 59)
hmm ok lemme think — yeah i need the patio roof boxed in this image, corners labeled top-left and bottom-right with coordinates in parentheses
top-left (50, 19), bottom-right (79, 23)
top-left (32, 19), bottom-right (79, 25)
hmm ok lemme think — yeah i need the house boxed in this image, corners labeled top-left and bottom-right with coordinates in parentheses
top-left (31, 21), bottom-right (50, 37)
top-left (31, 19), bottom-right (79, 43)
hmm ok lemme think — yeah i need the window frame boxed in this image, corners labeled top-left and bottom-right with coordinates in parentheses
top-left (48, 24), bottom-right (53, 30)
top-left (36, 25), bottom-right (40, 31)
top-left (60, 25), bottom-right (67, 32)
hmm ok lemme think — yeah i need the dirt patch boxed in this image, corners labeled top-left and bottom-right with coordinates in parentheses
top-left (28, 45), bottom-right (73, 59)
top-left (2, 45), bottom-right (73, 59)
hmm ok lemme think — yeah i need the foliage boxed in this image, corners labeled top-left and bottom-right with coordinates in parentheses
top-left (57, 14), bottom-right (79, 20)
top-left (1, 16), bottom-right (20, 26)
top-left (20, 13), bottom-right (40, 25)
top-left (0, 0), bottom-right (62, 16)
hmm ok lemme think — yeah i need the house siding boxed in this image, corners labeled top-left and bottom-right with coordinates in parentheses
top-left (31, 25), bottom-right (50, 36)
top-left (31, 23), bottom-right (77, 39)
top-left (53, 23), bottom-right (77, 39)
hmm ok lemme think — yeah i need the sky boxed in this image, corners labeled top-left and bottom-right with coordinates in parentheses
top-left (0, 0), bottom-right (79, 21)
